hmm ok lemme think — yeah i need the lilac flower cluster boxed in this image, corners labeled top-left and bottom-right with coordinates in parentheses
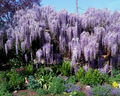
top-left (0, 5), bottom-right (119, 66)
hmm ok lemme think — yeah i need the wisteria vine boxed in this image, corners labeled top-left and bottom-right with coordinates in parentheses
top-left (0, 5), bottom-right (120, 68)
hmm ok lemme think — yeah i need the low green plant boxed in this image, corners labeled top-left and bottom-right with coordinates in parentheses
top-left (27, 76), bottom-right (41, 91)
top-left (51, 64), bottom-right (61, 75)
top-left (34, 67), bottom-right (54, 89)
top-left (48, 77), bottom-right (65, 94)
top-left (108, 74), bottom-right (120, 84)
top-left (0, 82), bottom-right (12, 96)
top-left (84, 69), bottom-right (108, 86)
top-left (76, 67), bottom-right (85, 83)
top-left (0, 71), bottom-right (7, 83)
top-left (6, 69), bottom-right (25, 91)
top-left (66, 76), bottom-right (77, 84)
top-left (24, 63), bottom-right (34, 75)
top-left (90, 85), bottom-right (112, 96)
top-left (61, 61), bottom-right (71, 76)
top-left (36, 88), bottom-right (48, 96)
top-left (112, 68), bottom-right (120, 76)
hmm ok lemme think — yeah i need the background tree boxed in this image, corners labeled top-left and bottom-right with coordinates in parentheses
top-left (0, 0), bottom-right (41, 25)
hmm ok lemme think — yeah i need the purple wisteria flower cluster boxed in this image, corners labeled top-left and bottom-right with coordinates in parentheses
top-left (0, 5), bottom-right (120, 66)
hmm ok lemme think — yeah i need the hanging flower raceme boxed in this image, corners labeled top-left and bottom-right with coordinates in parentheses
top-left (1, 5), bottom-right (120, 66)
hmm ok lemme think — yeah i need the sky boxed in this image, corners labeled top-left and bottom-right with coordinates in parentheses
top-left (41, 0), bottom-right (120, 13)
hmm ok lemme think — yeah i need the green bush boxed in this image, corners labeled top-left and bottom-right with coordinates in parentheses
top-left (0, 88), bottom-right (12, 96)
top-left (90, 85), bottom-right (112, 96)
top-left (84, 69), bottom-right (109, 86)
top-left (108, 74), bottom-right (120, 84)
top-left (48, 77), bottom-right (65, 94)
top-left (66, 76), bottom-right (77, 84)
top-left (76, 67), bottom-right (85, 83)
top-left (112, 68), bottom-right (120, 76)
top-left (24, 64), bottom-right (34, 75)
top-left (36, 88), bottom-right (48, 96)
top-left (0, 71), bottom-right (7, 83)
top-left (34, 67), bottom-right (54, 89)
top-left (61, 61), bottom-right (71, 76)
top-left (0, 81), bottom-right (12, 96)
top-left (6, 69), bottom-right (25, 91)
top-left (27, 76), bottom-right (41, 91)
top-left (76, 68), bottom-right (109, 86)
top-left (51, 64), bottom-right (61, 75)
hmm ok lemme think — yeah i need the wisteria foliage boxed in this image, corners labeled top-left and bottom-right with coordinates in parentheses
top-left (0, 6), bottom-right (120, 66)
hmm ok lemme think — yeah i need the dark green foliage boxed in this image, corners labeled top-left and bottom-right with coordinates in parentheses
top-left (0, 85), bottom-right (12, 96)
top-left (0, 71), bottom-right (7, 83)
top-left (90, 85), bottom-right (112, 96)
top-left (108, 74), bottom-right (120, 84)
top-left (66, 76), bottom-right (77, 84)
top-left (84, 69), bottom-right (108, 86)
top-left (51, 64), bottom-right (61, 75)
top-left (24, 63), bottom-right (34, 75)
top-left (27, 76), bottom-right (41, 91)
top-left (36, 88), bottom-right (48, 96)
top-left (48, 77), bottom-right (65, 94)
top-left (9, 58), bottom-right (23, 68)
top-left (76, 68), bottom-right (109, 86)
top-left (34, 67), bottom-right (55, 89)
top-left (7, 46), bottom-right (24, 68)
top-left (61, 61), bottom-right (71, 76)
top-left (76, 67), bottom-right (85, 83)
top-left (6, 69), bottom-right (25, 91)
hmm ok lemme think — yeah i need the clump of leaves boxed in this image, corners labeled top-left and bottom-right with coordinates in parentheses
top-left (90, 85), bottom-right (112, 96)
top-left (48, 77), bottom-right (65, 94)
top-left (66, 76), bottom-right (77, 84)
top-left (76, 67), bottom-right (85, 83)
top-left (24, 62), bottom-right (34, 75)
top-left (108, 74), bottom-right (120, 84)
top-left (61, 61), bottom-right (71, 76)
top-left (36, 88), bottom-right (48, 96)
top-left (6, 69), bottom-right (25, 91)
top-left (27, 76), bottom-right (41, 91)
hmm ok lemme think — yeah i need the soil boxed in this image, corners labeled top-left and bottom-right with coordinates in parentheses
top-left (13, 89), bottom-right (38, 96)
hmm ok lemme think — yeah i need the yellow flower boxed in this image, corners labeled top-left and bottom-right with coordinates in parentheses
top-left (112, 82), bottom-right (119, 88)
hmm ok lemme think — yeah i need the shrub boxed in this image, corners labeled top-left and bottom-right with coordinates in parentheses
top-left (48, 77), bottom-right (65, 94)
top-left (36, 88), bottom-right (48, 96)
top-left (76, 67), bottom-right (85, 83)
top-left (61, 61), bottom-right (71, 76)
top-left (27, 76), bottom-right (41, 91)
top-left (83, 69), bottom-right (108, 86)
top-left (108, 74), bottom-right (120, 84)
top-left (66, 76), bottom-right (77, 84)
top-left (0, 81), bottom-right (12, 96)
top-left (112, 68), bottom-right (120, 76)
top-left (24, 63), bottom-right (34, 75)
top-left (90, 85), bottom-right (112, 96)
top-left (0, 71), bottom-right (7, 83)
top-left (6, 69), bottom-right (25, 91)
top-left (34, 67), bottom-right (54, 89)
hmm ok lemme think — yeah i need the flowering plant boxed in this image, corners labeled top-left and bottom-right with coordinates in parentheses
top-left (112, 82), bottom-right (119, 88)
